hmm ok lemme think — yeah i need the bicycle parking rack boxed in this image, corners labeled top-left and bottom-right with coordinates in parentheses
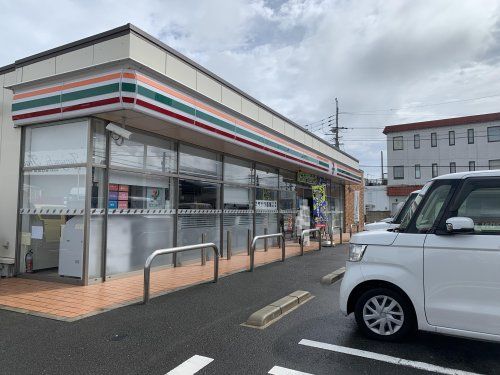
top-left (143, 243), bottom-right (220, 304)
top-left (249, 233), bottom-right (285, 272)
top-left (300, 228), bottom-right (323, 255)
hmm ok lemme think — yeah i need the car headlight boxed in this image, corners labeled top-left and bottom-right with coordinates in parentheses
top-left (349, 244), bottom-right (367, 262)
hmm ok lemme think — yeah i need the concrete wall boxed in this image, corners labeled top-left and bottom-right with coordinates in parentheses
top-left (0, 70), bottom-right (21, 262)
top-left (364, 185), bottom-right (389, 212)
top-left (12, 30), bottom-right (358, 171)
top-left (387, 121), bottom-right (500, 186)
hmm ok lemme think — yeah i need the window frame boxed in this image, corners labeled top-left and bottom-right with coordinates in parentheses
top-left (414, 134), bottom-right (420, 149)
top-left (469, 161), bottom-right (475, 171)
top-left (431, 132), bottom-right (437, 147)
top-left (415, 164), bottom-right (421, 179)
top-left (432, 163), bottom-right (438, 178)
top-left (449, 130), bottom-right (455, 146)
top-left (489, 159), bottom-right (500, 170)
top-left (393, 165), bottom-right (404, 180)
top-left (467, 128), bottom-right (474, 144)
top-left (487, 126), bottom-right (500, 143)
top-left (393, 136), bottom-right (404, 151)
top-left (449, 162), bottom-right (456, 173)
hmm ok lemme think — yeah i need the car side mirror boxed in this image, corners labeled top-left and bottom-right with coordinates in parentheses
top-left (445, 217), bottom-right (475, 234)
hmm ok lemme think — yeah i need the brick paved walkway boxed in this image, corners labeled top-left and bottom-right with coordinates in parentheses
top-left (0, 234), bottom-right (348, 322)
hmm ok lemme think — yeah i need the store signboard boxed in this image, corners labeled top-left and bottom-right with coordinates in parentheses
top-left (354, 190), bottom-right (360, 223)
top-left (297, 171), bottom-right (319, 185)
top-left (256, 200), bottom-right (277, 210)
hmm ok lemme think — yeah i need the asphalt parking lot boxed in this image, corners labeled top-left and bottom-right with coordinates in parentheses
top-left (1, 244), bottom-right (499, 375)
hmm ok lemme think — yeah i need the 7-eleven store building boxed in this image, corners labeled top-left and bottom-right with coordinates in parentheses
top-left (0, 24), bottom-right (362, 286)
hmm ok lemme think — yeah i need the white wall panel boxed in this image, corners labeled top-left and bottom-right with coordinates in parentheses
top-left (197, 72), bottom-right (222, 103)
top-left (93, 34), bottom-right (130, 65)
top-left (129, 34), bottom-right (166, 74)
top-left (21, 58), bottom-right (56, 82)
top-left (166, 53), bottom-right (196, 90)
top-left (258, 108), bottom-right (273, 128)
top-left (221, 86), bottom-right (241, 112)
top-left (56, 46), bottom-right (93, 74)
top-left (242, 98), bottom-right (259, 121)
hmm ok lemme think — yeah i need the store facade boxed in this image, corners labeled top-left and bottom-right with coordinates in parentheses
top-left (0, 25), bottom-right (362, 284)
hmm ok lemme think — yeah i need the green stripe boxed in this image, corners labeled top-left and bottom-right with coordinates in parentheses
top-left (12, 94), bottom-right (60, 111)
top-left (61, 83), bottom-right (119, 102)
top-left (122, 83), bottom-right (136, 92)
top-left (139, 83), bottom-right (327, 169)
top-left (337, 168), bottom-right (361, 180)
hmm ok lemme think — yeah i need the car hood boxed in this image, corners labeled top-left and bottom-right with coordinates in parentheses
top-left (350, 230), bottom-right (398, 246)
top-left (364, 222), bottom-right (399, 231)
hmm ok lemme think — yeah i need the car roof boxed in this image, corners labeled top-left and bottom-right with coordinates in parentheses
top-left (433, 169), bottom-right (500, 181)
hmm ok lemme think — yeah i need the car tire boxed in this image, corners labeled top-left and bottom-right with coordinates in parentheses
top-left (354, 287), bottom-right (416, 341)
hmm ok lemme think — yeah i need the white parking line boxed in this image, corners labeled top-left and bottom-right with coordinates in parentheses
top-left (166, 355), bottom-right (214, 375)
top-left (299, 339), bottom-right (481, 375)
top-left (268, 366), bottom-right (314, 375)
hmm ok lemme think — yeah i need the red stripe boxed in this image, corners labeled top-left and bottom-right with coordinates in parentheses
top-left (13, 107), bottom-right (61, 121)
top-left (135, 99), bottom-right (329, 173)
top-left (122, 97), bottom-right (134, 103)
top-left (62, 97), bottom-right (120, 113)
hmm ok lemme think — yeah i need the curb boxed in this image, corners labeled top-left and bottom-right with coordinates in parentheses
top-left (320, 267), bottom-right (346, 285)
top-left (243, 290), bottom-right (312, 328)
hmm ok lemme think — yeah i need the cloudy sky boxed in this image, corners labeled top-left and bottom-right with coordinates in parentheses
top-left (2, 0), bottom-right (500, 178)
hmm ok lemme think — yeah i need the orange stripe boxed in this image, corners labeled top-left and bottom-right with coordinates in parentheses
top-left (14, 72), bottom-right (122, 100)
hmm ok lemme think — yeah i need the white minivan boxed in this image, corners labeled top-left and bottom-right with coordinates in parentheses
top-left (340, 170), bottom-right (500, 342)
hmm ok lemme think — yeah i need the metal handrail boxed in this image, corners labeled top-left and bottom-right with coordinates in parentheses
top-left (300, 228), bottom-right (323, 255)
top-left (249, 233), bottom-right (285, 272)
top-left (143, 242), bottom-right (220, 304)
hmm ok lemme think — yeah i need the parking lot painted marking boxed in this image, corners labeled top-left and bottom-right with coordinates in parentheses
top-left (268, 366), bottom-right (314, 375)
top-left (166, 355), bottom-right (214, 375)
top-left (299, 339), bottom-right (481, 375)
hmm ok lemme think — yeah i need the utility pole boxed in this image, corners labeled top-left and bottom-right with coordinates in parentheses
top-left (380, 150), bottom-right (384, 181)
top-left (334, 98), bottom-right (339, 148)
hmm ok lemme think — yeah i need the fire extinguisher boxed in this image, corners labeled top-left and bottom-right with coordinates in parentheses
top-left (25, 249), bottom-right (34, 273)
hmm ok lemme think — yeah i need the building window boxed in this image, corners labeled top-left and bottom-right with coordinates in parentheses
top-left (490, 159), bottom-right (500, 170)
top-left (431, 132), bottom-right (437, 147)
top-left (414, 134), bottom-right (420, 149)
top-left (467, 128), bottom-right (474, 144)
top-left (393, 166), bottom-right (404, 179)
top-left (449, 131), bottom-right (455, 146)
top-left (432, 163), bottom-right (438, 178)
top-left (487, 126), bottom-right (500, 142)
top-left (469, 161), bottom-right (475, 171)
top-left (393, 136), bottom-right (404, 150)
top-left (450, 162), bottom-right (456, 173)
top-left (415, 164), bottom-right (421, 179)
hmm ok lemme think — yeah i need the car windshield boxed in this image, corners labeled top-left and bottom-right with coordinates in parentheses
top-left (393, 192), bottom-right (418, 224)
top-left (398, 181), bottom-right (433, 230)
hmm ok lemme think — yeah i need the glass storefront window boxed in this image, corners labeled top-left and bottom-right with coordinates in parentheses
top-left (224, 156), bottom-right (254, 185)
top-left (256, 188), bottom-right (279, 246)
top-left (279, 169), bottom-right (296, 191)
top-left (255, 164), bottom-right (278, 188)
top-left (179, 144), bottom-right (221, 179)
top-left (178, 179), bottom-right (221, 263)
top-left (92, 119), bottom-right (107, 165)
top-left (24, 120), bottom-right (88, 167)
top-left (223, 185), bottom-right (253, 254)
top-left (110, 131), bottom-right (176, 173)
top-left (20, 167), bottom-right (87, 278)
top-left (106, 170), bottom-right (175, 276)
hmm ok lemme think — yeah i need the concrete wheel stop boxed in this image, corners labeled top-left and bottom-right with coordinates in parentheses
top-left (320, 267), bottom-right (345, 285)
top-left (242, 290), bottom-right (313, 329)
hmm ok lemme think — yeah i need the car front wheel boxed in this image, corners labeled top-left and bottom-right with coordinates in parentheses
top-left (354, 287), bottom-right (416, 341)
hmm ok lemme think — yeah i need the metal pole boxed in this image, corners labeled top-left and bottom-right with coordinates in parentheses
top-left (281, 234), bottom-right (285, 262)
top-left (300, 231), bottom-right (304, 256)
top-left (247, 228), bottom-right (251, 256)
top-left (319, 228), bottom-right (323, 251)
top-left (264, 228), bottom-right (268, 251)
top-left (201, 233), bottom-right (206, 266)
top-left (226, 230), bottom-right (232, 260)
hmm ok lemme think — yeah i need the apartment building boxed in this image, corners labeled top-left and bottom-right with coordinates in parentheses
top-left (384, 112), bottom-right (500, 210)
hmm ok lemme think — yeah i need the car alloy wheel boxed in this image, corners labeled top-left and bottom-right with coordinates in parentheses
top-left (362, 295), bottom-right (404, 336)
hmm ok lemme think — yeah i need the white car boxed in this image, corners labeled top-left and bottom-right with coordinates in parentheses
top-left (364, 190), bottom-right (420, 231)
top-left (340, 170), bottom-right (500, 342)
